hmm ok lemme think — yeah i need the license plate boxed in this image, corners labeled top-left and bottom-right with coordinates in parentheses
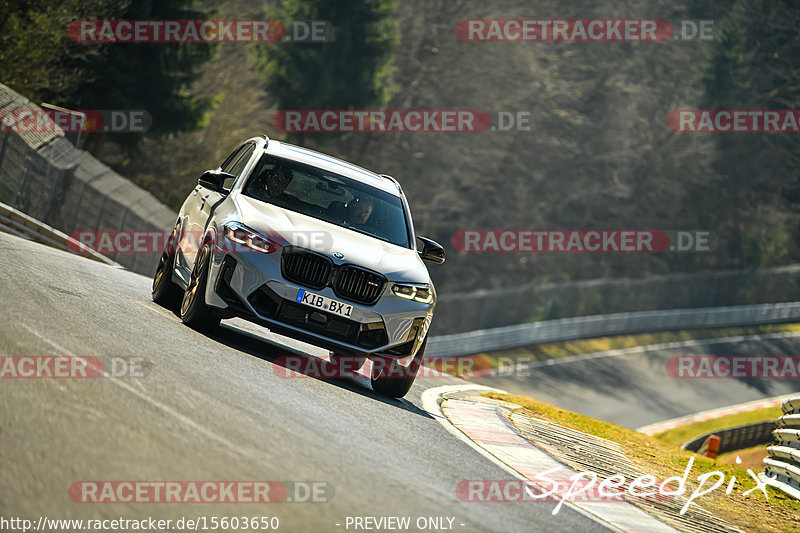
top-left (295, 289), bottom-right (353, 318)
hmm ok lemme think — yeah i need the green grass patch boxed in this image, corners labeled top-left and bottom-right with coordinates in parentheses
top-left (485, 392), bottom-right (800, 533)
top-left (654, 407), bottom-right (782, 448)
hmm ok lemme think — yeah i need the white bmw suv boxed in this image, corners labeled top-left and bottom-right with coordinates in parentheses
top-left (151, 135), bottom-right (445, 397)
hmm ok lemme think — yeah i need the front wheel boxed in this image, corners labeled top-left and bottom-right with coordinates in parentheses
top-left (152, 227), bottom-right (181, 310)
top-left (179, 242), bottom-right (220, 331)
top-left (370, 337), bottom-right (427, 398)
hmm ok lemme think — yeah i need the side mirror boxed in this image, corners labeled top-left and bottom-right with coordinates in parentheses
top-left (198, 170), bottom-right (235, 194)
top-left (417, 236), bottom-right (445, 264)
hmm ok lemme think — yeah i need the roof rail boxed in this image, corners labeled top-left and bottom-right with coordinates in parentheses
top-left (379, 174), bottom-right (402, 192)
top-left (260, 133), bottom-right (270, 146)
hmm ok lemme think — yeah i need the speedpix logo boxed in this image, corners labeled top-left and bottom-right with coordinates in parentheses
top-left (457, 457), bottom-right (770, 516)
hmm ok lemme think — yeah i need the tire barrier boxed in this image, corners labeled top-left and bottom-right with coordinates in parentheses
top-left (760, 396), bottom-right (800, 500)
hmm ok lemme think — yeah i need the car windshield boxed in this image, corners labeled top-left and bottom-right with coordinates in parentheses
top-left (242, 154), bottom-right (411, 248)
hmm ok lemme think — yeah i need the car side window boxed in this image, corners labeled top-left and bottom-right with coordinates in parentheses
top-left (228, 144), bottom-right (255, 177)
top-left (220, 145), bottom-right (246, 173)
top-left (222, 144), bottom-right (256, 190)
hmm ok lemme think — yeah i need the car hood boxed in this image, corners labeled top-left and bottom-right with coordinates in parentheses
top-left (233, 194), bottom-right (431, 284)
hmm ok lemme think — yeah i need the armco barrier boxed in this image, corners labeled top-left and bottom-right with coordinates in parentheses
top-left (682, 421), bottom-right (776, 455)
top-left (426, 301), bottom-right (800, 357)
top-left (0, 201), bottom-right (119, 267)
top-left (0, 83), bottom-right (176, 276)
top-left (434, 264), bottom-right (800, 335)
top-left (761, 396), bottom-right (800, 500)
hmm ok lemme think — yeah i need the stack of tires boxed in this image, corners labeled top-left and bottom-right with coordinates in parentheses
top-left (761, 397), bottom-right (800, 500)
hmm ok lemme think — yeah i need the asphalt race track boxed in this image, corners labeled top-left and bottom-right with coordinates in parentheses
top-left (0, 232), bottom-right (612, 532)
top-left (475, 334), bottom-right (800, 429)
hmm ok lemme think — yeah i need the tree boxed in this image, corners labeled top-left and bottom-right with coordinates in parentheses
top-left (0, 0), bottom-right (127, 102)
top-left (66, 0), bottom-right (218, 154)
top-left (0, 0), bottom-right (218, 155)
top-left (254, 0), bottom-right (398, 144)
top-left (698, 0), bottom-right (800, 267)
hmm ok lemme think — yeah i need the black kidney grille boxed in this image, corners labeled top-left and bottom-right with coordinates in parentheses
top-left (282, 251), bottom-right (331, 289)
top-left (334, 266), bottom-right (385, 305)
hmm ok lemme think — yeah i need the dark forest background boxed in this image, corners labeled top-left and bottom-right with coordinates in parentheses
top-left (2, 0), bottom-right (799, 295)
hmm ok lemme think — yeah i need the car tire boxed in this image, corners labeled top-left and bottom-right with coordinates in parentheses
top-left (370, 337), bottom-right (427, 398)
top-left (180, 241), bottom-right (221, 331)
top-left (152, 227), bottom-right (182, 310)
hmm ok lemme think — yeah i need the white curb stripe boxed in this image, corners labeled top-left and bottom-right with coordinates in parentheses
top-left (421, 385), bottom-right (678, 533)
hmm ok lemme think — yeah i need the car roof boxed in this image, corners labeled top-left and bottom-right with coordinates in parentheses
top-left (260, 139), bottom-right (401, 196)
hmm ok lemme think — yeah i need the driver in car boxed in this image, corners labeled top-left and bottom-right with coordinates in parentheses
top-left (348, 196), bottom-right (374, 226)
top-left (263, 165), bottom-right (294, 199)
top-left (244, 164), bottom-right (297, 206)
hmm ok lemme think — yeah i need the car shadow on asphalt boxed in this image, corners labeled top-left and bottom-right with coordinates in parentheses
top-left (200, 322), bottom-right (435, 420)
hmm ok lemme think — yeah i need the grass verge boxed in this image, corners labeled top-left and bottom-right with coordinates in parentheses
top-left (486, 392), bottom-right (800, 533)
top-left (654, 407), bottom-right (782, 448)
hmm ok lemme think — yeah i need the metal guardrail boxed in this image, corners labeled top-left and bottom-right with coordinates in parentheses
top-left (682, 421), bottom-right (776, 455)
top-left (433, 263), bottom-right (800, 335)
top-left (426, 302), bottom-right (800, 357)
top-left (0, 201), bottom-right (119, 267)
top-left (761, 396), bottom-right (800, 500)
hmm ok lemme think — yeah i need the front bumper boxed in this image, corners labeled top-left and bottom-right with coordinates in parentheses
top-left (204, 247), bottom-right (433, 359)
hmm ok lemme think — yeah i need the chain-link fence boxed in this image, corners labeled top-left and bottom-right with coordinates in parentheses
top-left (0, 83), bottom-right (175, 275)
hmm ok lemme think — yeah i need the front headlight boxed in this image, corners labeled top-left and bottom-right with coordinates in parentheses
top-left (392, 283), bottom-right (434, 304)
top-left (224, 222), bottom-right (280, 254)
